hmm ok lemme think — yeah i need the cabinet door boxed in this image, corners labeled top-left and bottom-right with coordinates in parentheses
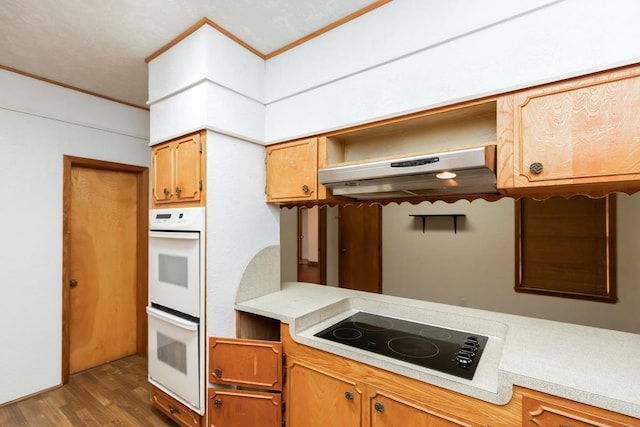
top-left (173, 133), bottom-right (203, 203)
top-left (286, 359), bottom-right (361, 427)
top-left (522, 392), bottom-right (637, 427)
top-left (502, 65), bottom-right (640, 190)
top-left (152, 142), bottom-right (174, 204)
top-left (369, 390), bottom-right (484, 427)
top-left (266, 138), bottom-right (318, 202)
top-left (208, 389), bottom-right (281, 427)
top-left (209, 337), bottom-right (282, 391)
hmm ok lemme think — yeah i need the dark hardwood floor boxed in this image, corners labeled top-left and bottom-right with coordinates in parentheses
top-left (0, 355), bottom-right (176, 426)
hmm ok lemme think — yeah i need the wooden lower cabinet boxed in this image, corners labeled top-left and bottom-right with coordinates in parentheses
top-left (284, 356), bottom-right (487, 427)
top-left (213, 321), bottom-right (639, 427)
top-left (150, 385), bottom-right (204, 427)
top-left (287, 359), bottom-right (362, 427)
top-left (208, 389), bottom-right (282, 427)
top-left (207, 336), bottom-right (283, 427)
top-left (209, 337), bottom-right (283, 391)
top-left (519, 387), bottom-right (639, 427)
top-left (282, 324), bottom-right (509, 427)
top-left (368, 389), bottom-right (485, 427)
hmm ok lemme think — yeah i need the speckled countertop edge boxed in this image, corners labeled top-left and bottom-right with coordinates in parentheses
top-left (235, 282), bottom-right (640, 419)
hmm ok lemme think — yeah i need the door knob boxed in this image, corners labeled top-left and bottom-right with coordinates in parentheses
top-left (70, 279), bottom-right (78, 288)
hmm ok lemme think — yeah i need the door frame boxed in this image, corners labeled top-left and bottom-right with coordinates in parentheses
top-left (61, 155), bottom-right (148, 383)
top-left (296, 206), bottom-right (327, 284)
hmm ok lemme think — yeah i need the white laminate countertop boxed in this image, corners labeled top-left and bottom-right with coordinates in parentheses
top-left (235, 282), bottom-right (640, 419)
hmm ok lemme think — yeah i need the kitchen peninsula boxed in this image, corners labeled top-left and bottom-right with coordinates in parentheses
top-left (235, 280), bottom-right (640, 424)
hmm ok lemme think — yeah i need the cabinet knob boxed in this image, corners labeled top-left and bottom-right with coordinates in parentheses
top-left (214, 368), bottom-right (222, 378)
top-left (529, 162), bottom-right (544, 174)
top-left (344, 391), bottom-right (354, 401)
top-left (163, 187), bottom-right (170, 196)
top-left (302, 184), bottom-right (309, 194)
top-left (175, 186), bottom-right (182, 195)
top-left (168, 405), bottom-right (180, 414)
top-left (69, 279), bottom-right (78, 288)
top-left (374, 402), bottom-right (384, 413)
top-left (214, 399), bottom-right (222, 408)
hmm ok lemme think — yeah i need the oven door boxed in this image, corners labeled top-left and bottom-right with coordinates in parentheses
top-left (149, 230), bottom-right (201, 318)
top-left (147, 306), bottom-right (201, 411)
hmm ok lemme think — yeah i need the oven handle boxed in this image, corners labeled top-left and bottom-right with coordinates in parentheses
top-left (149, 231), bottom-right (199, 240)
top-left (146, 306), bottom-right (198, 331)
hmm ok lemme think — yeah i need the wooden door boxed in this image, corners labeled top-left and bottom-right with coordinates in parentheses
top-left (339, 204), bottom-right (382, 293)
top-left (63, 157), bottom-right (148, 380)
top-left (286, 360), bottom-right (361, 427)
top-left (297, 206), bottom-right (326, 284)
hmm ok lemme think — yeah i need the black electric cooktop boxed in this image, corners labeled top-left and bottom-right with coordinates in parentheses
top-left (314, 312), bottom-right (488, 380)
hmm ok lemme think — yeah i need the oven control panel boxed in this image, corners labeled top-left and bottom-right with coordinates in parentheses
top-left (149, 207), bottom-right (205, 231)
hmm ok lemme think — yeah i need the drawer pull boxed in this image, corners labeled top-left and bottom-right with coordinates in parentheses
top-left (374, 402), bottom-right (384, 413)
top-left (168, 405), bottom-right (180, 414)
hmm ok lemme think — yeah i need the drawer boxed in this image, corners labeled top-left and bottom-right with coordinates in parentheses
top-left (150, 385), bottom-right (203, 427)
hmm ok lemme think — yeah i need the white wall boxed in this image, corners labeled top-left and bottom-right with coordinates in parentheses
top-left (0, 69), bottom-right (150, 405)
top-left (265, 0), bottom-right (640, 142)
top-left (148, 25), bottom-right (265, 144)
top-left (204, 131), bottom-right (280, 337)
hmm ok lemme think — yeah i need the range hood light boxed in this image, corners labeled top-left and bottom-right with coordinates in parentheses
top-left (436, 171), bottom-right (457, 179)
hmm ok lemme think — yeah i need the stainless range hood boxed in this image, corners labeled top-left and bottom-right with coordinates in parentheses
top-left (318, 145), bottom-right (498, 200)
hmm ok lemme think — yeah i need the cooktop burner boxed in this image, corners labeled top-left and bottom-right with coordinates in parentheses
top-left (314, 312), bottom-right (488, 380)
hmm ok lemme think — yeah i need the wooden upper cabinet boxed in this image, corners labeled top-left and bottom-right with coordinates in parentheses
top-left (266, 137), bottom-right (323, 203)
top-left (152, 143), bottom-right (174, 203)
top-left (151, 131), bottom-right (205, 208)
top-left (498, 64), bottom-right (640, 194)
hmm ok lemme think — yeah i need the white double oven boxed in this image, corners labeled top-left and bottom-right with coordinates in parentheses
top-left (147, 207), bottom-right (205, 414)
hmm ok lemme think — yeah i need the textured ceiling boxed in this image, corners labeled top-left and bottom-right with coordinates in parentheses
top-left (0, 0), bottom-right (383, 108)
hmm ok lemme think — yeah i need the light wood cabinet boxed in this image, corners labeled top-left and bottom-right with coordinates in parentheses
top-left (265, 137), bottom-right (329, 203)
top-left (519, 387), bottom-right (638, 427)
top-left (152, 131), bottom-right (206, 207)
top-left (281, 324), bottom-right (517, 427)
top-left (208, 389), bottom-right (281, 427)
top-left (207, 336), bottom-right (283, 427)
top-left (150, 385), bottom-right (204, 427)
top-left (368, 389), bottom-right (485, 427)
top-left (498, 64), bottom-right (640, 196)
top-left (208, 337), bottom-right (283, 391)
top-left (286, 358), bottom-right (362, 427)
